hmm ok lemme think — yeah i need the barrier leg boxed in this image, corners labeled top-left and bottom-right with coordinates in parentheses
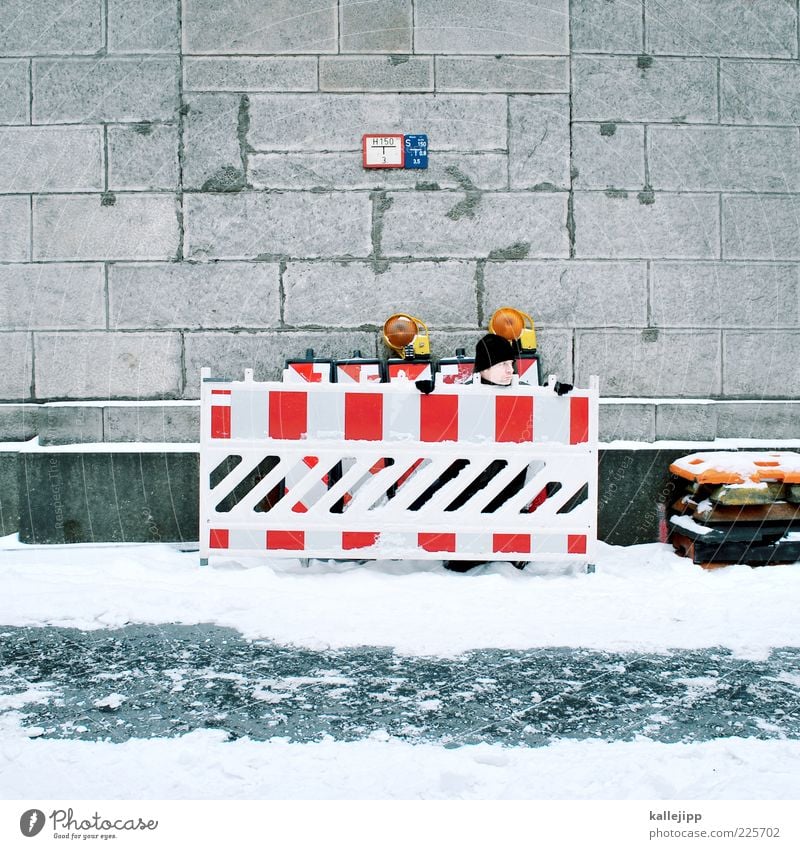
top-left (586, 563), bottom-right (596, 574)
top-left (200, 557), bottom-right (209, 567)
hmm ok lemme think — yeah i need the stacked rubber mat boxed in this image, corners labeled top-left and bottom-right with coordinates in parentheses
top-left (668, 452), bottom-right (800, 569)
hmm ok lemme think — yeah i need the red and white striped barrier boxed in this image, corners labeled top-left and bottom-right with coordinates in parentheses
top-left (207, 384), bottom-right (590, 445)
top-left (208, 528), bottom-right (588, 557)
top-left (200, 369), bottom-right (599, 567)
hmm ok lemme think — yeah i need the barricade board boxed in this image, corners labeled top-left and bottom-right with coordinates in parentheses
top-left (386, 360), bottom-right (433, 383)
top-left (436, 358), bottom-right (475, 385)
top-left (200, 370), bottom-right (599, 566)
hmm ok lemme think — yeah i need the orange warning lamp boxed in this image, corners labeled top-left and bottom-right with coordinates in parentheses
top-left (382, 313), bottom-right (430, 358)
top-left (488, 307), bottom-right (537, 351)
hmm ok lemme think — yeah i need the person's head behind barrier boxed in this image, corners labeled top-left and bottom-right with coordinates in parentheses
top-left (474, 333), bottom-right (516, 386)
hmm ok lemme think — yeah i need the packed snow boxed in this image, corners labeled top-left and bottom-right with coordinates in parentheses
top-left (2, 711), bottom-right (798, 800)
top-left (1, 536), bottom-right (798, 659)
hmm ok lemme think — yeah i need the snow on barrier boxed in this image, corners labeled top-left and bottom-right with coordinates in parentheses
top-left (199, 368), bottom-right (599, 567)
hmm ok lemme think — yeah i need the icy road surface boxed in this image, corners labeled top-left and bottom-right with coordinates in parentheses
top-left (1, 625), bottom-right (799, 747)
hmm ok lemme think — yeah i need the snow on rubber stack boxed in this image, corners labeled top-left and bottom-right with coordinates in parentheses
top-left (670, 452), bottom-right (800, 487)
top-left (669, 451), bottom-right (800, 568)
top-left (199, 368), bottom-right (599, 567)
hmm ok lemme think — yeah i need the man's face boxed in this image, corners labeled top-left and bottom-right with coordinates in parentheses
top-left (480, 359), bottom-right (514, 385)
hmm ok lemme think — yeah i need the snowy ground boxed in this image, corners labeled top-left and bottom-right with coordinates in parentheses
top-left (2, 538), bottom-right (798, 658)
top-left (1, 537), bottom-right (799, 800)
top-left (4, 720), bottom-right (799, 800)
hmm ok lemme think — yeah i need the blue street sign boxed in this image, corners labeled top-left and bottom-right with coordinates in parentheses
top-left (404, 134), bottom-right (428, 169)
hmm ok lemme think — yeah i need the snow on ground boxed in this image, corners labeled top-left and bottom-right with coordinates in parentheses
top-left (1, 712), bottom-right (798, 800)
top-left (1, 536), bottom-right (798, 658)
top-left (2, 537), bottom-right (799, 800)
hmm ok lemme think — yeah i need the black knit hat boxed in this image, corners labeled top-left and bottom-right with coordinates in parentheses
top-left (474, 333), bottom-right (515, 373)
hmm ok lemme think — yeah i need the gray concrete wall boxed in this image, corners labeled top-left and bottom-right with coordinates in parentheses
top-left (2, 1), bottom-right (799, 439)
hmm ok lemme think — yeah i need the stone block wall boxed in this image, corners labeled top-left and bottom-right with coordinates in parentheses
top-left (1, 0), bottom-right (799, 430)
